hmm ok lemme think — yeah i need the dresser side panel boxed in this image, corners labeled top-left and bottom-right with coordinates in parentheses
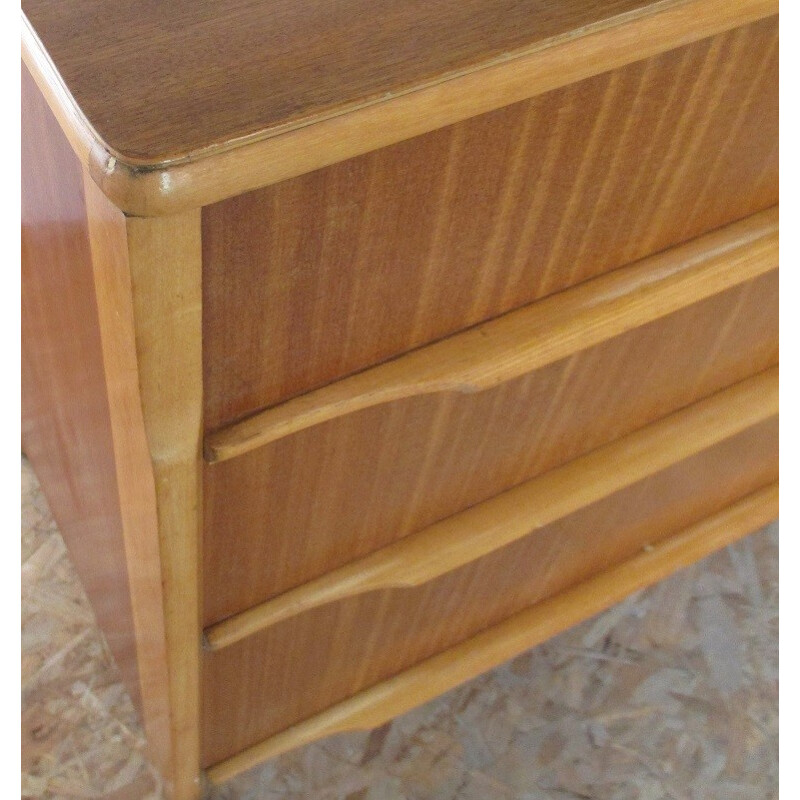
top-left (21, 64), bottom-right (142, 712)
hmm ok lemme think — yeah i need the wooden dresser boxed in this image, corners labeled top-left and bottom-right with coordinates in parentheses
top-left (21, 1), bottom-right (778, 797)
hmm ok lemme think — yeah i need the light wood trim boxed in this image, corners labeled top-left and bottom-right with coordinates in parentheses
top-left (206, 209), bottom-right (778, 462)
top-left (126, 213), bottom-right (203, 800)
top-left (204, 368), bottom-right (778, 650)
top-left (81, 174), bottom-right (175, 784)
top-left (22, 2), bottom-right (777, 215)
top-left (205, 481), bottom-right (778, 784)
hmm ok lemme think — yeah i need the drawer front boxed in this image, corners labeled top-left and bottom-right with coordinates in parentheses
top-left (203, 262), bottom-right (778, 626)
top-left (202, 415), bottom-right (778, 766)
top-left (202, 18), bottom-right (777, 430)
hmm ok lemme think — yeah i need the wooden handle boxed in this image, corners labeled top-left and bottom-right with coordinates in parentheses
top-left (204, 367), bottom-right (778, 650)
top-left (205, 208), bottom-right (778, 463)
top-left (205, 481), bottom-right (778, 784)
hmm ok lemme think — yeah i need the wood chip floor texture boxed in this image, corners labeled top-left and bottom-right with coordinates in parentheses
top-left (21, 455), bottom-right (778, 800)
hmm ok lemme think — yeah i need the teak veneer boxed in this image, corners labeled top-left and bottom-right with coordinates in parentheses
top-left (206, 481), bottom-right (779, 783)
top-left (201, 19), bottom-right (778, 426)
top-left (206, 210), bottom-right (778, 460)
top-left (204, 368), bottom-right (779, 650)
top-left (21, 1), bottom-right (778, 797)
top-left (23, 0), bottom-right (776, 214)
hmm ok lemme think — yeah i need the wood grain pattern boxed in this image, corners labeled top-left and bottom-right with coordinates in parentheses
top-left (21, 1), bottom-right (782, 791)
top-left (20, 0), bottom-right (655, 160)
top-left (205, 481), bottom-right (779, 783)
top-left (81, 173), bottom-right (174, 786)
top-left (21, 2), bottom-right (776, 215)
top-left (202, 20), bottom-right (779, 428)
top-left (21, 61), bottom-right (143, 720)
top-left (207, 211), bottom-right (777, 460)
top-left (204, 368), bottom-right (778, 649)
top-left (202, 420), bottom-right (778, 766)
top-left (203, 268), bottom-right (778, 625)
top-left (126, 214), bottom-right (204, 800)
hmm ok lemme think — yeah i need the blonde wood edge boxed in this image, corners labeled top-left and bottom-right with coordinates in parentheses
top-left (81, 174), bottom-right (175, 786)
top-left (205, 209), bottom-right (778, 463)
top-left (126, 213), bottom-right (204, 800)
top-left (205, 481), bottom-right (779, 785)
top-left (204, 367), bottom-right (778, 650)
top-left (23, 1), bottom-right (777, 216)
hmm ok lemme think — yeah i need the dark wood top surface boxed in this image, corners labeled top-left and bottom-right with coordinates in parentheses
top-left (23, 0), bottom-right (657, 163)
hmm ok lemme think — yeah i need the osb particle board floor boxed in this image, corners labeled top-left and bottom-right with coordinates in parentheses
top-left (21, 455), bottom-right (778, 800)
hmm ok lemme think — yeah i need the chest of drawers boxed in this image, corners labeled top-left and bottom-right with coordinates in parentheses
top-left (21, 1), bottom-right (778, 797)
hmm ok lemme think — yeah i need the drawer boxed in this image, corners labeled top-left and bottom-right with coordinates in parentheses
top-left (202, 394), bottom-right (778, 767)
top-left (203, 212), bottom-right (778, 625)
top-left (202, 17), bottom-right (778, 429)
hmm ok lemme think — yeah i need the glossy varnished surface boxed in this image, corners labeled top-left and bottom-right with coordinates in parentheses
top-left (202, 419), bottom-right (778, 765)
top-left (202, 20), bottom-right (779, 428)
top-left (23, 1), bottom-right (776, 215)
top-left (24, 0), bottom-right (662, 162)
top-left (21, 64), bottom-right (142, 713)
top-left (203, 271), bottom-right (778, 625)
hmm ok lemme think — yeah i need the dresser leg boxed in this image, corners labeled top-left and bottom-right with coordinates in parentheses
top-left (126, 210), bottom-right (204, 799)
